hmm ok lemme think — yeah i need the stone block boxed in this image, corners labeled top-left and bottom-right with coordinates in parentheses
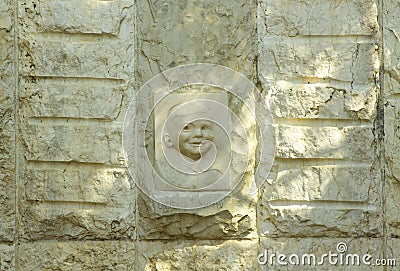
top-left (259, 237), bottom-right (385, 270)
top-left (269, 81), bottom-right (377, 120)
top-left (259, 0), bottom-right (377, 37)
top-left (137, 0), bottom-right (257, 82)
top-left (19, 0), bottom-right (133, 35)
top-left (19, 201), bottom-right (135, 241)
top-left (0, 244), bottom-right (14, 271)
top-left (18, 241), bottom-right (135, 271)
top-left (19, 77), bottom-right (125, 120)
top-left (0, 0), bottom-right (15, 242)
top-left (383, 0), bottom-right (400, 75)
top-left (19, 163), bottom-right (134, 241)
top-left (259, 162), bottom-right (381, 237)
top-left (138, 240), bottom-right (259, 271)
top-left (385, 99), bottom-right (400, 183)
top-left (259, 39), bottom-right (379, 84)
top-left (385, 238), bottom-right (400, 266)
top-left (21, 122), bottom-right (124, 165)
top-left (20, 37), bottom-right (133, 80)
top-left (384, 177), bottom-right (400, 237)
top-left (138, 193), bottom-right (256, 240)
top-left (264, 165), bottom-right (379, 202)
top-left (24, 165), bottom-right (131, 206)
top-left (259, 201), bottom-right (381, 237)
top-left (275, 125), bottom-right (375, 161)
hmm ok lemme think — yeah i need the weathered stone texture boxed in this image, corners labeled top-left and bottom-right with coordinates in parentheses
top-left (270, 82), bottom-right (377, 120)
top-left (0, 0), bottom-right (15, 242)
top-left (276, 125), bottom-right (375, 160)
top-left (21, 0), bottom-right (133, 35)
top-left (265, 166), bottom-right (379, 202)
top-left (386, 238), bottom-right (400, 265)
top-left (260, 238), bottom-right (385, 271)
top-left (19, 165), bottom-right (135, 241)
top-left (138, 193), bottom-right (256, 240)
top-left (138, 240), bottom-right (258, 270)
top-left (137, 0), bottom-right (257, 82)
top-left (21, 123), bottom-right (124, 165)
top-left (19, 78), bottom-right (124, 120)
top-left (260, 0), bottom-right (378, 37)
top-left (0, 244), bottom-right (15, 271)
top-left (259, 40), bottom-right (379, 84)
top-left (384, 0), bottom-right (400, 237)
top-left (258, 0), bottom-right (380, 240)
top-left (17, 0), bottom-right (136, 242)
top-left (136, 0), bottom-right (258, 241)
top-left (18, 241), bottom-right (135, 271)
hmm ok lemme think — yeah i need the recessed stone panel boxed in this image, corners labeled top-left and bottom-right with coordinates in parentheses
top-left (18, 241), bottom-right (135, 271)
top-left (138, 240), bottom-right (258, 271)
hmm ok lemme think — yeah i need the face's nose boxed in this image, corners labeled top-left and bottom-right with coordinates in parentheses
top-left (192, 126), bottom-right (203, 138)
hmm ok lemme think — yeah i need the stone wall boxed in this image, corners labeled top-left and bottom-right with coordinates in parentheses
top-left (0, 0), bottom-right (398, 270)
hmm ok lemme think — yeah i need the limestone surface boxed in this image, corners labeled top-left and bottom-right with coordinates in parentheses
top-left (0, 0), bottom-right (15, 242)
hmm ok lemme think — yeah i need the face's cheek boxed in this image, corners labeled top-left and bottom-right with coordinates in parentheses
top-left (203, 130), bottom-right (214, 141)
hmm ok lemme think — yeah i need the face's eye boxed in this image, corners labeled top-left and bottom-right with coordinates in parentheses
top-left (201, 125), bottom-right (210, 131)
top-left (182, 123), bottom-right (192, 131)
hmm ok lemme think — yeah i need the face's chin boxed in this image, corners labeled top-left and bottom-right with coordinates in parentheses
top-left (181, 143), bottom-right (201, 160)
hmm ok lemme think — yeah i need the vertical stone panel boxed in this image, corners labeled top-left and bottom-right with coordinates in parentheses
top-left (136, 0), bottom-right (259, 240)
top-left (384, 0), bottom-right (400, 240)
top-left (258, 0), bottom-right (381, 237)
top-left (17, 0), bottom-right (136, 241)
top-left (0, 0), bottom-right (15, 243)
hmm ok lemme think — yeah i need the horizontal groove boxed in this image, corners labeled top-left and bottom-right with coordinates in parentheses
top-left (268, 200), bottom-right (376, 211)
top-left (274, 158), bottom-right (372, 168)
top-left (27, 117), bottom-right (123, 127)
top-left (274, 118), bottom-right (373, 128)
top-left (281, 77), bottom-right (374, 89)
top-left (26, 160), bottom-right (126, 171)
top-left (294, 34), bottom-right (375, 40)
top-left (388, 93), bottom-right (400, 98)
top-left (264, 35), bottom-right (375, 43)
top-left (34, 31), bottom-right (119, 42)
top-left (22, 75), bottom-right (126, 83)
top-left (25, 199), bottom-right (124, 210)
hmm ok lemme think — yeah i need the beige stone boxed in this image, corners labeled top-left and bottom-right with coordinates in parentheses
top-left (385, 238), bottom-right (400, 265)
top-left (21, 122), bottom-right (124, 165)
top-left (264, 165), bottom-right (379, 202)
top-left (20, 37), bottom-right (133, 80)
top-left (383, 0), bottom-right (400, 83)
top-left (269, 81), bottom-right (377, 120)
top-left (259, 0), bottom-right (378, 37)
top-left (259, 237), bottom-right (385, 270)
top-left (137, 0), bottom-right (257, 82)
top-left (20, 77), bottom-right (125, 120)
top-left (19, 0), bottom-right (133, 35)
top-left (19, 201), bottom-right (135, 241)
top-left (275, 125), bottom-right (375, 161)
top-left (18, 241), bottom-right (135, 271)
top-left (19, 165), bottom-right (134, 241)
top-left (0, 0), bottom-right (15, 242)
top-left (138, 192), bottom-right (256, 240)
top-left (0, 244), bottom-right (15, 271)
top-left (260, 203), bottom-right (380, 237)
top-left (384, 178), bottom-right (400, 237)
top-left (259, 39), bottom-right (379, 84)
top-left (138, 240), bottom-right (259, 271)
